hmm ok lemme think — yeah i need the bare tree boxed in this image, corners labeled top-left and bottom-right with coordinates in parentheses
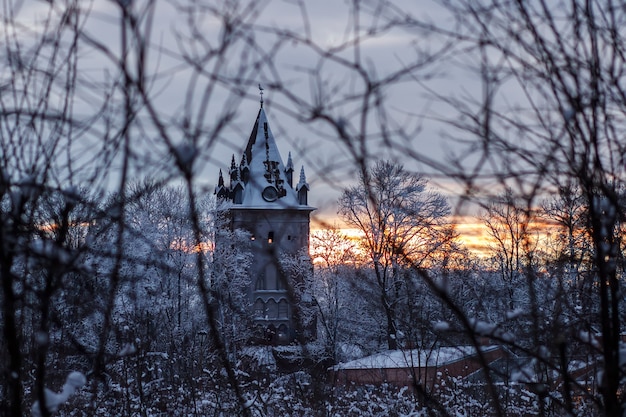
top-left (0, 0), bottom-right (268, 415)
top-left (481, 188), bottom-right (540, 311)
top-left (541, 184), bottom-right (592, 283)
top-left (338, 160), bottom-right (455, 350)
top-left (423, 0), bottom-right (626, 414)
top-left (310, 228), bottom-right (377, 363)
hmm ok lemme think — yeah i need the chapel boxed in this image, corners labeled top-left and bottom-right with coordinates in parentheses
top-left (215, 93), bottom-right (315, 344)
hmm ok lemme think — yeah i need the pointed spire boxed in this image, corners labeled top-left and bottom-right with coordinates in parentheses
top-left (230, 162), bottom-right (245, 204)
top-left (298, 166), bottom-right (308, 187)
top-left (285, 152), bottom-right (294, 187)
top-left (217, 92), bottom-right (315, 209)
top-left (259, 83), bottom-right (264, 108)
top-left (240, 153), bottom-right (250, 184)
top-left (229, 154), bottom-right (238, 184)
top-left (296, 166), bottom-right (309, 205)
top-left (215, 169), bottom-right (229, 200)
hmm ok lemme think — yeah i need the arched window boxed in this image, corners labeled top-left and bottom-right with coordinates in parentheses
top-left (276, 271), bottom-right (287, 290)
top-left (253, 299), bottom-right (265, 319)
top-left (278, 299), bottom-right (289, 319)
top-left (233, 184), bottom-right (243, 204)
top-left (265, 263), bottom-right (277, 290)
top-left (255, 274), bottom-right (266, 290)
top-left (266, 299), bottom-right (278, 319)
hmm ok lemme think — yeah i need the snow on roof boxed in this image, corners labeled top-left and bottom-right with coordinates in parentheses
top-left (236, 108), bottom-right (304, 209)
top-left (332, 346), bottom-right (500, 370)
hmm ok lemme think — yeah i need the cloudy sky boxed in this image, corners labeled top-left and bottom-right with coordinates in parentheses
top-left (13, 0), bottom-right (491, 234)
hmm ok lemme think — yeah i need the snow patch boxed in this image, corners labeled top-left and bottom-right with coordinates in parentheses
top-left (506, 308), bottom-right (523, 320)
top-left (32, 371), bottom-right (86, 417)
top-left (333, 346), bottom-right (498, 370)
top-left (433, 321), bottom-right (450, 331)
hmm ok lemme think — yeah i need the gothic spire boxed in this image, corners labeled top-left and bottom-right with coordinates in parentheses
top-left (240, 152), bottom-right (250, 184)
top-left (229, 154), bottom-right (238, 183)
top-left (215, 169), bottom-right (229, 200)
top-left (296, 166), bottom-right (310, 205)
top-left (285, 152), bottom-right (294, 187)
top-left (298, 166), bottom-right (308, 187)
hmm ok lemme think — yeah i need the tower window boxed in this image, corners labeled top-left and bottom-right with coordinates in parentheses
top-left (265, 263), bottom-right (277, 290)
top-left (278, 300), bottom-right (289, 318)
top-left (268, 231), bottom-right (274, 244)
top-left (277, 275), bottom-right (286, 290)
top-left (255, 275), bottom-right (266, 290)
top-left (287, 235), bottom-right (291, 240)
top-left (254, 299), bottom-right (265, 318)
top-left (267, 299), bottom-right (278, 319)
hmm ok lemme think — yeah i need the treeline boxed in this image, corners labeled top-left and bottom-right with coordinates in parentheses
top-left (1, 178), bottom-right (301, 415)
top-left (1, 170), bottom-right (621, 416)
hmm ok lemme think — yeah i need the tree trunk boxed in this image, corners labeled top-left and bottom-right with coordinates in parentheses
top-left (383, 296), bottom-right (398, 350)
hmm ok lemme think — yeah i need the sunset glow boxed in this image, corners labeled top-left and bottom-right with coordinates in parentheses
top-left (313, 215), bottom-right (559, 260)
top-left (451, 216), bottom-right (492, 257)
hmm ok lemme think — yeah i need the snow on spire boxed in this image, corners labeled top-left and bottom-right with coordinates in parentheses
top-left (296, 166), bottom-right (309, 205)
top-left (229, 154), bottom-right (239, 184)
top-left (240, 153), bottom-right (250, 184)
top-left (231, 165), bottom-right (245, 204)
top-left (223, 98), bottom-right (310, 208)
top-left (215, 169), bottom-right (229, 199)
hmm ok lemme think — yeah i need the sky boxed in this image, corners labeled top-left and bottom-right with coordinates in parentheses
top-left (10, 0), bottom-right (509, 251)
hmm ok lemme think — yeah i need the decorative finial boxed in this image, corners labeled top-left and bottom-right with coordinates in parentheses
top-left (258, 83), bottom-right (264, 108)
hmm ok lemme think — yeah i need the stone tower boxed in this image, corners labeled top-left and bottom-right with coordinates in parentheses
top-left (215, 99), bottom-right (315, 344)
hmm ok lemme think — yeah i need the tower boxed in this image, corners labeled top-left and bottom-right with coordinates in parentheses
top-left (215, 98), bottom-right (315, 344)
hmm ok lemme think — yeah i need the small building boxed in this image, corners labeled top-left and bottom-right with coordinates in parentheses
top-left (215, 93), bottom-right (315, 344)
top-left (330, 345), bottom-right (508, 390)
